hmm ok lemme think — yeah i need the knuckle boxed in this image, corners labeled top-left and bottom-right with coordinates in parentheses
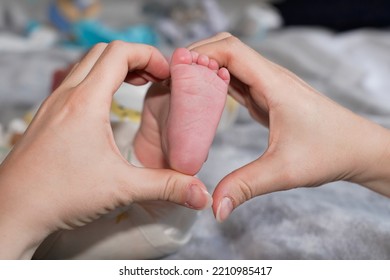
top-left (92, 42), bottom-right (108, 51)
top-left (142, 44), bottom-right (158, 58)
top-left (220, 35), bottom-right (242, 63)
top-left (107, 40), bottom-right (128, 51)
top-left (227, 171), bottom-right (255, 205)
top-left (58, 85), bottom-right (90, 117)
top-left (160, 174), bottom-right (180, 201)
top-left (87, 42), bottom-right (108, 57)
top-left (224, 34), bottom-right (241, 47)
top-left (236, 177), bottom-right (255, 203)
top-left (216, 31), bottom-right (232, 38)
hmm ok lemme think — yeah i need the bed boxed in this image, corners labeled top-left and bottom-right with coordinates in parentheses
top-left (1, 0), bottom-right (390, 260)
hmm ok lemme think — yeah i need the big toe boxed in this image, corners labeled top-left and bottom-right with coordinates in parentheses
top-left (171, 48), bottom-right (193, 67)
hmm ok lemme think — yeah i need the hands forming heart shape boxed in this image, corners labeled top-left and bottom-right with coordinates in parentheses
top-left (1, 33), bottom-right (390, 259)
top-left (134, 33), bottom-right (390, 223)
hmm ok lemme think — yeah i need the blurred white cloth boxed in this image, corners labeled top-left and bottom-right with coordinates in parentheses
top-left (252, 28), bottom-right (390, 127)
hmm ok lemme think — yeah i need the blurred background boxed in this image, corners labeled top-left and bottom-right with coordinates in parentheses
top-left (1, 0), bottom-right (390, 260)
top-left (3, 0), bottom-right (390, 44)
top-left (1, 0), bottom-right (283, 49)
top-left (1, 0), bottom-right (390, 128)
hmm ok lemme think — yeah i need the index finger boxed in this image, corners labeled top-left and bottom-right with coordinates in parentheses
top-left (187, 32), bottom-right (232, 50)
top-left (191, 34), bottom-right (289, 94)
top-left (80, 41), bottom-right (170, 103)
top-left (192, 35), bottom-right (296, 113)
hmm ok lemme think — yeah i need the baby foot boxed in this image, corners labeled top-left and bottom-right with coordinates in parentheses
top-left (165, 48), bottom-right (230, 175)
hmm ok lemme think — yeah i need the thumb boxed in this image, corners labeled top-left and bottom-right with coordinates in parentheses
top-left (118, 165), bottom-right (213, 210)
top-left (212, 152), bottom-right (292, 222)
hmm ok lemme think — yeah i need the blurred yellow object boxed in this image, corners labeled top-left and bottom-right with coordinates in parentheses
top-left (110, 99), bottom-right (142, 123)
top-left (56, 0), bottom-right (101, 23)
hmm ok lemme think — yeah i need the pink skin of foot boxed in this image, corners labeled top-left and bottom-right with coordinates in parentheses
top-left (165, 48), bottom-right (230, 175)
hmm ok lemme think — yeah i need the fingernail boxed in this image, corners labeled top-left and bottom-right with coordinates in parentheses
top-left (216, 197), bottom-right (234, 223)
top-left (185, 184), bottom-right (213, 210)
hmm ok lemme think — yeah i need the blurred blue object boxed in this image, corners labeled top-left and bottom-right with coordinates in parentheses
top-left (48, 0), bottom-right (158, 48)
top-left (72, 20), bottom-right (159, 48)
top-left (48, 1), bottom-right (73, 33)
top-left (25, 20), bottom-right (41, 34)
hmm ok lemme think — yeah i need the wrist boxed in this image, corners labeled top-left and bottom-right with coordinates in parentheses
top-left (348, 124), bottom-right (390, 197)
top-left (0, 166), bottom-right (50, 259)
top-left (0, 216), bottom-right (42, 259)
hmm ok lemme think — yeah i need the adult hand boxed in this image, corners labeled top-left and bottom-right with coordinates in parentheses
top-left (189, 33), bottom-right (390, 222)
top-left (0, 41), bottom-right (211, 259)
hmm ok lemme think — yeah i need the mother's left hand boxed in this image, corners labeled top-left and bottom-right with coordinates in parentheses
top-left (0, 41), bottom-right (211, 259)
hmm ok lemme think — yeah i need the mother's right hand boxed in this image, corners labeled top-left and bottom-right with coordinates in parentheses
top-left (189, 33), bottom-right (390, 222)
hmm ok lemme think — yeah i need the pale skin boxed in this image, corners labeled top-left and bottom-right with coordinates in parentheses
top-left (0, 42), bottom-right (212, 259)
top-left (135, 33), bottom-right (390, 222)
top-left (30, 47), bottom-right (229, 260)
top-left (186, 33), bottom-right (390, 222)
top-left (134, 47), bottom-right (230, 175)
top-left (2, 34), bottom-right (390, 259)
